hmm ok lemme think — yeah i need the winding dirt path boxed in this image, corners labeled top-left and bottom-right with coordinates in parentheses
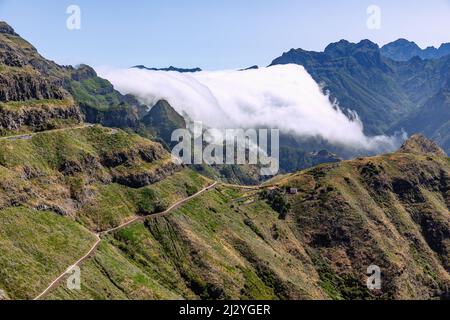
top-left (33, 182), bottom-right (218, 300)
top-left (0, 124), bottom-right (96, 141)
top-left (33, 234), bottom-right (101, 301)
top-left (5, 124), bottom-right (283, 300)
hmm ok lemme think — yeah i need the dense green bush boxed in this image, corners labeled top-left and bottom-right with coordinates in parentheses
top-left (260, 189), bottom-right (291, 220)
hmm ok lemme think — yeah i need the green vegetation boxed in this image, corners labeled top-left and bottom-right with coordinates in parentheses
top-left (47, 186), bottom-right (319, 300)
top-left (2, 139), bottom-right (450, 300)
top-left (0, 126), bottom-right (162, 173)
top-left (0, 22), bottom-right (449, 301)
top-left (0, 64), bottom-right (38, 75)
top-left (68, 77), bottom-right (130, 112)
top-left (260, 189), bottom-right (291, 219)
top-left (0, 98), bottom-right (73, 110)
top-left (0, 206), bottom-right (96, 300)
top-left (77, 169), bottom-right (209, 230)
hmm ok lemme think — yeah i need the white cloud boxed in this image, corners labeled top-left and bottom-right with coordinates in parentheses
top-left (97, 64), bottom-right (404, 153)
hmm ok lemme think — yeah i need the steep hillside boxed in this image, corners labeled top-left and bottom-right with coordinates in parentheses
top-left (0, 23), bottom-right (213, 299)
top-left (139, 99), bottom-right (187, 148)
top-left (394, 81), bottom-right (450, 151)
top-left (36, 135), bottom-right (449, 300)
top-left (281, 136), bottom-right (450, 299)
top-left (0, 21), bottom-right (150, 135)
top-left (0, 125), bottom-right (182, 226)
top-left (0, 123), bottom-right (217, 299)
top-left (0, 22), bottom-right (83, 135)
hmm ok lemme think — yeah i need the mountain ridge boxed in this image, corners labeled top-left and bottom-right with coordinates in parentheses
top-left (132, 65), bottom-right (202, 73)
top-left (381, 39), bottom-right (450, 61)
top-left (270, 39), bottom-right (450, 149)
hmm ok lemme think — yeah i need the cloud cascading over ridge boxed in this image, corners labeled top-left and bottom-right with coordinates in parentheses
top-left (97, 64), bottom-right (404, 152)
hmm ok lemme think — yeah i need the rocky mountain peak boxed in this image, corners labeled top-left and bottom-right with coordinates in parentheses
top-left (324, 40), bottom-right (354, 57)
top-left (71, 64), bottom-right (98, 81)
top-left (381, 39), bottom-right (450, 61)
top-left (399, 134), bottom-right (447, 157)
top-left (388, 38), bottom-right (420, 49)
top-left (355, 39), bottom-right (380, 51)
top-left (0, 21), bottom-right (18, 36)
top-left (324, 39), bottom-right (379, 58)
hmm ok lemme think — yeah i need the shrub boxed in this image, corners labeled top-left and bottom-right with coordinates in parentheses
top-left (260, 189), bottom-right (291, 220)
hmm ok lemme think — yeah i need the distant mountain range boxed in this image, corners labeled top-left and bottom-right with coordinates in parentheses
top-left (132, 39), bottom-right (450, 154)
top-left (381, 39), bottom-right (450, 61)
top-left (132, 65), bottom-right (202, 73)
top-left (270, 39), bottom-right (450, 153)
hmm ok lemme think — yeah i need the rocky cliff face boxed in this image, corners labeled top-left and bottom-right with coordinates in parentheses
top-left (0, 100), bottom-right (83, 132)
top-left (0, 71), bottom-right (66, 102)
top-left (0, 22), bottom-right (62, 75)
top-left (0, 22), bottom-right (83, 134)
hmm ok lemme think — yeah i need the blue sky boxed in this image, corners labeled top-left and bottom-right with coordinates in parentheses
top-left (0, 0), bottom-right (449, 69)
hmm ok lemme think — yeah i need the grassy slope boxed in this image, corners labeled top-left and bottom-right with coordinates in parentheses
top-left (0, 125), bottom-right (168, 179)
top-left (0, 120), bottom-right (448, 300)
top-left (69, 76), bottom-right (132, 112)
top-left (281, 152), bottom-right (450, 299)
top-left (46, 151), bottom-right (450, 300)
top-left (0, 166), bottom-right (209, 300)
top-left (0, 124), bottom-right (213, 300)
top-left (47, 186), bottom-right (325, 300)
top-left (0, 207), bottom-right (96, 300)
top-left (77, 169), bottom-right (210, 231)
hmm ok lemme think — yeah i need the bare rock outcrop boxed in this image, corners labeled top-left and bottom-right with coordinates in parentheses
top-left (112, 162), bottom-right (182, 188)
top-left (0, 102), bottom-right (83, 132)
top-left (0, 72), bottom-right (66, 102)
top-left (399, 134), bottom-right (447, 157)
